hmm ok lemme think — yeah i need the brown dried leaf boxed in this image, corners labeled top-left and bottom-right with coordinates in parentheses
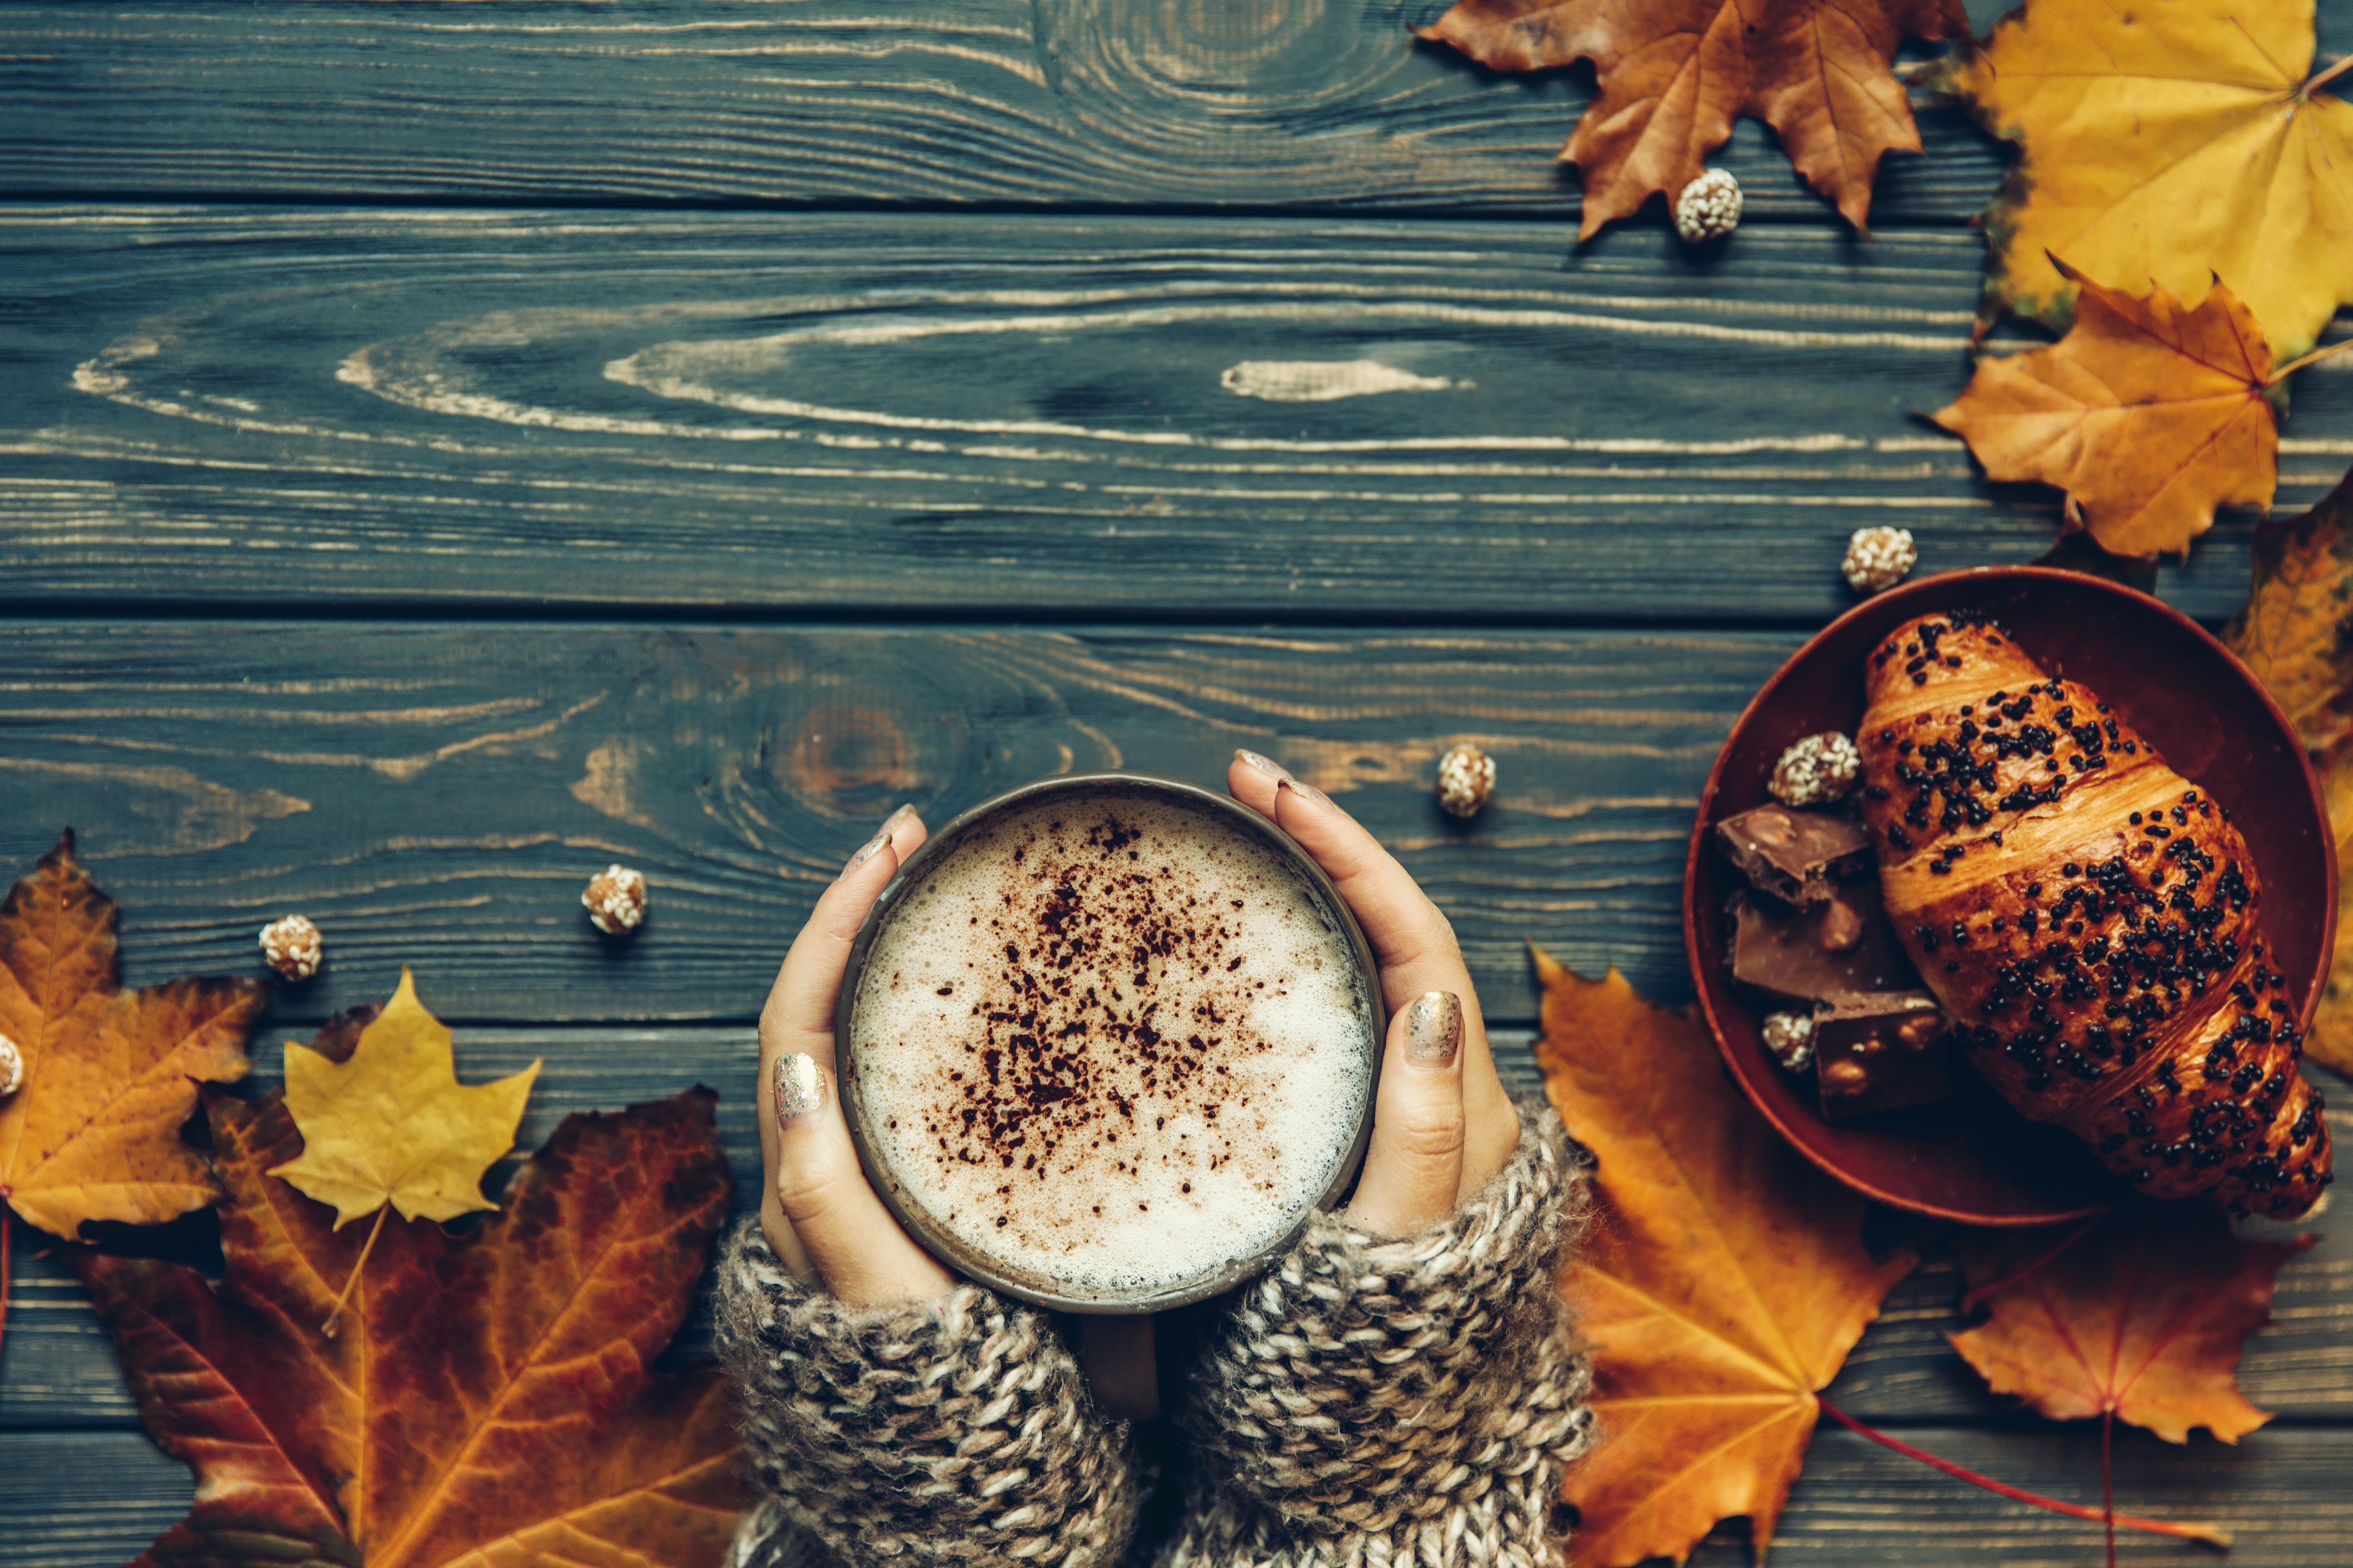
top-left (1532, 949), bottom-right (1914, 1567)
top-left (74, 1072), bottom-right (747, 1568)
top-left (0, 832), bottom-right (261, 1240)
top-left (1420, 0), bottom-right (1969, 236)
top-left (1933, 263), bottom-right (2279, 558)
top-left (1952, 1205), bottom-right (2311, 1443)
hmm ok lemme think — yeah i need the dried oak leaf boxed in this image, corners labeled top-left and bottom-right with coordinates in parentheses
top-left (1420, 0), bottom-right (1969, 237)
top-left (272, 967), bottom-right (540, 1227)
top-left (2223, 468), bottom-right (2353, 1073)
top-left (1933, 263), bottom-right (2278, 558)
top-left (0, 831), bottom-right (262, 1241)
top-left (72, 1071), bottom-right (748, 1568)
top-left (1532, 949), bottom-right (1914, 1568)
top-left (1941, 0), bottom-right (2353, 361)
top-left (1951, 1204), bottom-right (2311, 1443)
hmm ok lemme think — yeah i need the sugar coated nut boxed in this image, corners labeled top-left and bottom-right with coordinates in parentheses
top-left (583, 863), bottom-right (649, 935)
top-left (1436, 742), bottom-right (1497, 818)
top-left (1769, 731), bottom-right (1862, 808)
top-left (1842, 526), bottom-right (1917, 595)
top-left (0, 1033), bottom-right (22, 1098)
top-left (1674, 169), bottom-right (1743, 242)
top-left (258, 914), bottom-right (323, 982)
top-left (1761, 1011), bottom-right (1815, 1073)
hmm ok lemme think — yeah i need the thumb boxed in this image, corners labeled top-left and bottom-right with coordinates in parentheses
top-left (1344, 991), bottom-right (1467, 1238)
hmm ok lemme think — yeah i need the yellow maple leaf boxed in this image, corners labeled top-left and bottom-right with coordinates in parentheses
top-left (1945, 0), bottom-right (2353, 361)
top-left (272, 968), bottom-right (539, 1228)
top-left (1933, 263), bottom-right (2279, 557)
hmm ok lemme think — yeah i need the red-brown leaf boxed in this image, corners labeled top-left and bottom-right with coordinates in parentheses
top-left (1951, 1204), bottom-right (2312, 1443)
top-left (1420, 0), bottom-right (1969, 235)
top-left (74, 1071), bottom-right (749, 1568)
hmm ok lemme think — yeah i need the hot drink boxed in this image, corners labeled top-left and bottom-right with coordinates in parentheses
top-left (846, 788), bottom-right (1378, 1303)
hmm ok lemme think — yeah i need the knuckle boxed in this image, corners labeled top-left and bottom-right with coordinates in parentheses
top-left (1385, 1099), bottom-right (1468, 1166)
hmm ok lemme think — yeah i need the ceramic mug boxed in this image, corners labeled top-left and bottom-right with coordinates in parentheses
top-left (833, 771), bottom-right (1387, 1416)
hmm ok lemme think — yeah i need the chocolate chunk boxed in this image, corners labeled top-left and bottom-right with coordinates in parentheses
top-left (1814, 991), bottom-right (1951, 1120)
top-left (1726, 885), bottom-right (1916, 1004)
top-left (1715, 804), bottom-right (1870, 906)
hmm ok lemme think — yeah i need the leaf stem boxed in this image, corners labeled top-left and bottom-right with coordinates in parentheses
top-left (2269, 336), bottom-right (2353, 385)
top-left (2102, 1408), bottom-right (2118, 1568)
top-left (1816, 1399), bottom-right (2232, 1548)
top-left (2309, 52), bottom-right (2353, 96)
top-left (322, 1205), bottom-right (389, 1339)
top-left (1958, 1217), bottom-right (2100, 1316)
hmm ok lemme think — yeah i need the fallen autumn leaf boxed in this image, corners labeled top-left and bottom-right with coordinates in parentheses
top-left (1933, 263), bottom-right (2279, 558)
top-left (74, 1071), bottom-right (748, 1568)
top-left (1420, 0), bottom-right (1968, 237)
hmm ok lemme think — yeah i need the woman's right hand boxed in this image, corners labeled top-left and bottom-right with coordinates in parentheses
top-left (755, 805), bottom-right (959, 1307)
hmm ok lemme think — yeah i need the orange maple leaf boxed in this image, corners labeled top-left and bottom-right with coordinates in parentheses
top-left (0, 831), bottom-right (261, 1241)
top-left (73, 1065), bottom-right (748, 1568)
top-left (1933, 261), bottom-right (2279, 558)
top-left (1531, 949), bottom-right (1914, 1568)
top-left (1419, 0), bottom-right (1970, 236)
top-left (1951, 1205), bottom-right (2312, 1444)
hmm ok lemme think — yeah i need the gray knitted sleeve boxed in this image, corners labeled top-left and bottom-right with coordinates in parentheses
top-left (1174, 1102), bottom-right (1596, 1566)
top-left (712, 1219), bottom-right (1143, 1568)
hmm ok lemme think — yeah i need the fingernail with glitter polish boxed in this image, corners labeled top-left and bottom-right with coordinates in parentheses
top-left (1277, 777), bottom-right (1330, 808)
top-left (1235, 748), bottom-right (1292, 782)
top-left (847, 807), bottom-right (905, 871)
top-left (1404, 991), bottom-right (1462, 1067)
top-left (773, 1052), bottom-right (828, 1121)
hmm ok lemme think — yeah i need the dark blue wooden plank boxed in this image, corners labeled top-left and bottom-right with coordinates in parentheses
top-left (7, 210), bottom-right (2338, 621)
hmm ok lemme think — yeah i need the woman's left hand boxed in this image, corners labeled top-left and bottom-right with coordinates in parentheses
top-left (1228, 750), bottom-right (1521, 1236)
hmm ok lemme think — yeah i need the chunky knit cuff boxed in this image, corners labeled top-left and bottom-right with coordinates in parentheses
top-left (713, 1218), bottom-right (1142, 1568)
top-left (1176, 1101), bottom-right (1596, 1563)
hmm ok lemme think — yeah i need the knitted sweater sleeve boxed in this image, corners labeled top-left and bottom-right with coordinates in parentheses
top-left (1176, 1102), bottom-right (1595, 1561)
top-left (712, 1218), bottom-right (1142, 1568)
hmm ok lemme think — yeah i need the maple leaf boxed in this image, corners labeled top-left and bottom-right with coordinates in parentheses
top-left (1933, 263), bottom-right (2279, 558)
top-left (72, 1068), bottom-right (748, 1568)
top-left (2223, 466), bottom-right (2353, 1073)
top-left (1941, 0), bottom-right (2353, 362)
top-left (1530, 948), bottom-right (1914, 1567)
top-left (1419, 0), bottom-right (1970, 237)
top-left (1951, 1204), bottom-right (2311, 1444)
top-left (0, 831), bottom-right (262, 1242)
top-left (272, 967), bottom-right (540, 1228)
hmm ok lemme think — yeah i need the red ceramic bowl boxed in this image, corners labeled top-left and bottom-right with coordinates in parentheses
top-left (1686, 567), bottom-right (2337, 1226)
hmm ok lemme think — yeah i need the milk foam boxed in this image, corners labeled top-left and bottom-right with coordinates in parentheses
top-left (851, 794), bottom-right (1375, 1298)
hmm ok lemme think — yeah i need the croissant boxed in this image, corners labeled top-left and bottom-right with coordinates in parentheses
top-left (1856, 609), bottom-right (2332, 1218)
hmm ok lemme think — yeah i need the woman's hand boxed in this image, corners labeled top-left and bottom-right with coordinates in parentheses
top-left (755, 805), bottom-right (958, 1307)
top-left (1228, 750), bottom-right (1522, 1236)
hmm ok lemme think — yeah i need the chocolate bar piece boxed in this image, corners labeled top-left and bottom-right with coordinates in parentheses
top-left (1726, 884), bottom-right (1917, 1004)
top-left (1814, 991), bottom-right (1950, 1120)
top-left (1715, 804), bottom-right (1870, 906)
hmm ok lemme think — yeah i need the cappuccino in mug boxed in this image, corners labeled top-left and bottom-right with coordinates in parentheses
top-left (848, 791), bottom-right (1377, 1302)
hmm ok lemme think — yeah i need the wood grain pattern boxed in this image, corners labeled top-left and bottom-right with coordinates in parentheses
top-left (0, 618), bottom-right (1783, 1025)
top-left (7, 1029), bottom-right (2346, 1433)
top-left (0, 0), bottom-right (2041, 221)
top-left (10, 209), bottom-right (2344, 620)
top-left (13, 1371), bottom-right (2353, 1565)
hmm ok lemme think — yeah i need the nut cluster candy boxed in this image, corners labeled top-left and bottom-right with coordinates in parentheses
top-left (258, 914), bottom-right (324, 982)
top-left (1768, 732), bottom-right (1861, 808)
top-left (0, 1032), bottom-right (22, 1098)
top-left (1842, 526), bottom-right (1917, 594)
top-left (1673, 169), bottom-right (1743, 242)
top-left (583, 863), bottom-right (649, 936)
top-left (1436, 742), bottom-right (1497, 818)
top-left (1760, 1011), bottom-right (1815, 1073)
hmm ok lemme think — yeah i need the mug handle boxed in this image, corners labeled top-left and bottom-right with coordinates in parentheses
top-left (1074, 1314), bottom-right (1160, 1420)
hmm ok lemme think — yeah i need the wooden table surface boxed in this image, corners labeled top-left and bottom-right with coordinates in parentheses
top-left (4, 1), bottom-right (2352, 1563)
